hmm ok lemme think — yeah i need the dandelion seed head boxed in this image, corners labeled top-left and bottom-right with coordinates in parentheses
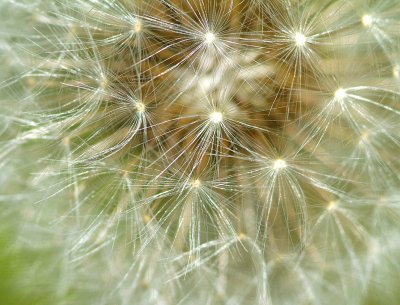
top-left (4, 1), bottom-right (400, 302)
top-left (294, 33), bottom-right (307, 47)
top-left (209, 111), bottom-right (223, 123)
top-left (273, 159), bottom-right (287, 170)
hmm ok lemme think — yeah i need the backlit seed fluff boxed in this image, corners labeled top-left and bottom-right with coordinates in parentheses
top-left (204, 32), bottom-right (216, 44)
top-left (294, 33), bottom-right (307, 46)
top-left (0, 1), bottom-right (399, 305)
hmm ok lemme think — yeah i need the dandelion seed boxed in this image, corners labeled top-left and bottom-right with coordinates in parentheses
top-left (238, 233), bottom-right (246, 241)
top-left (209, 111), bottom-right (223, 124)
top-left (273, 159), bottom-right (287, 170)
top-left (204, 32), bottom-right (216, 44)
top-left (368, 239), bottom-right (381, 256)
top-left (135, 102), bottom-right (146, 113)
top-left (143, 214), bottom-right (151, 224)
top-left (191, 179), bottom-right (201, 188)
top-left (133, 20), bottom-right (142, 33)
top-left (327, 201), bottom-right (337, 211)
top-left (294, 33), bottom-right (307, 47)
top-left (362, 15), bottom-right (374, 27)
top-left (62, 136), bottom-right (70, 146)
top-left (360, 130), bottom-right (370, 142)
top-left (26, 77), bottom-right (36, 88)
top-left (68, 25), bottom-right (77, 38)
top-left (335, 88), bottom-right (347, 100)
top-left (394, 66), bottom-right (399, 78)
